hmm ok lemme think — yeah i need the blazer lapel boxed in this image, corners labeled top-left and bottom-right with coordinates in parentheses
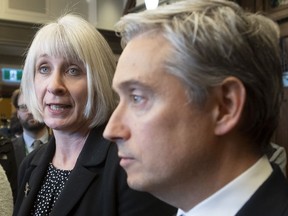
top-left (12, 136), bottom-right (26, 167)
top-left (50, 165), bottom-right (99, 215)
top-left (20, 136), bottom-right (26, 156)
top-left (50, 125), bottom-right (111, 216)
top-left (17, 138), bottom-right (56, 215)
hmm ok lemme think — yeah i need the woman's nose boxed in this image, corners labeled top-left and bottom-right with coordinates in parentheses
top-left (47, 71), bottom-right (66, 95)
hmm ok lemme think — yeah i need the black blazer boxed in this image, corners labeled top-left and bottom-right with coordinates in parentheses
top-left (13, 125), bottom-right (176, 216)
top-left (236, 164), bottom-right (288, 216)
top-left (12, 135), bottom-right (26, 169)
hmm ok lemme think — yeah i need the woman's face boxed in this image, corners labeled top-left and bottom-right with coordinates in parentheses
top-left (34, 54), bottom-right (88, 132)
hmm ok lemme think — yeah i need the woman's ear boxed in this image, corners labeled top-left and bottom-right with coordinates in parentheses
top-left (213, 77), bottom-right (246, 136)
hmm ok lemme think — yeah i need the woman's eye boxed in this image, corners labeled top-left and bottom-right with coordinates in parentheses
top-left (67, 67), bottom-right (80, 76)
top-left (39, 66), bottom-right (49, 74)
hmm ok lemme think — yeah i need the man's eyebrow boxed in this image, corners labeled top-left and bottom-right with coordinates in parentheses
top-left (116, 79), bottom-right (151, 90)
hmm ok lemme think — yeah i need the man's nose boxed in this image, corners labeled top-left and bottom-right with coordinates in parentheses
top-left (103, 105), bottom-right (130, 142)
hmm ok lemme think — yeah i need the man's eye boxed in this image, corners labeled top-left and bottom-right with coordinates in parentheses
top-left (131, 95), bottom-right (143, 104)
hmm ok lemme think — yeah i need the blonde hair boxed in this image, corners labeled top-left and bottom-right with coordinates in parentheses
top-left (21, 14), bottom-right (117, 127)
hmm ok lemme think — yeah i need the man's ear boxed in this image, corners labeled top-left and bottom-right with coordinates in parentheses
top-left (213, 77), bottom-right (246, 136)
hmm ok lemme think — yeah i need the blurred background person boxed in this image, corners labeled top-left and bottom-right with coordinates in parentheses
top-left (0, 133), bottom-right (17, 203)
top-left (11, 89), bottom-right (50, 169)
top-left (9, 112), bottom-right (23, 139)
top-left (14, 13), bottom-right (176, 216)
top-left (0, 164), bottom-right (13, 216)
top-left (0, 117), bottom-right (10, 138)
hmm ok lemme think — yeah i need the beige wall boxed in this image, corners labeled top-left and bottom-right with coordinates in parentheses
top-left (97, 0), bottom-right (124, 30)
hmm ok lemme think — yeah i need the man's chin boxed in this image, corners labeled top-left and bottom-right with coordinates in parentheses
top-left (127, 176), bottom-right (149, 192)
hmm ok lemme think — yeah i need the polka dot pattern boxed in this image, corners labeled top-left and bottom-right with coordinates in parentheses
top-left (31, 163), bottom-right (72, 215)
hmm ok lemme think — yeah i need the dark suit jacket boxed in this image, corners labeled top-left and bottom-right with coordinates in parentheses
top-left (236, 164), bottom-right (288, 216)
top-left (0, 135), bottom-right (18, 202)
top-left (11, 135), bottom-right (26, 169)
top-left (13, 125), bottom-right (176, 216)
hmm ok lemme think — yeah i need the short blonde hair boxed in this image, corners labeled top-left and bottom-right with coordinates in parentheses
top-left (21, 14), bottom-right (117, 127)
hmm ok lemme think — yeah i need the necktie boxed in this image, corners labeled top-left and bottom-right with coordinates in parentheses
top-left (32, 140), bottom-right (43, 149)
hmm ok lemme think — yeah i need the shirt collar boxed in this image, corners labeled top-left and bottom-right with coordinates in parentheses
top-left (177, 155), bottom-right (272, 216)
top-left (23, 128), bottom-right (49, 148)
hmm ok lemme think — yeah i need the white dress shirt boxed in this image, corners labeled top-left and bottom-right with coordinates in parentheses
top-left (177, 156), bottom-right (272, 216)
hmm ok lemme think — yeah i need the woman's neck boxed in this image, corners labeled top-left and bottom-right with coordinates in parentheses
top-left (51, 129), bottom-right (90, 170)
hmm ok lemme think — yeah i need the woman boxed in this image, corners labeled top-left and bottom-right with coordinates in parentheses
top-left (14, 14), bottom-right (176, 216)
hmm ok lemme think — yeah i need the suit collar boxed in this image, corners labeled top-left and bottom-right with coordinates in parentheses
top-left (236, 164), bottom-right (288, 216)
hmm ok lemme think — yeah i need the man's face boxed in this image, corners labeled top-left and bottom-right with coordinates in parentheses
top-left (17, 94), bottom-right (46, 131)
top-left (104, 35), bottom-right (217, 196)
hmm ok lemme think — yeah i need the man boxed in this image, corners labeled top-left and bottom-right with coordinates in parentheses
top-left (104, 0), bottom-right (288, 215)
top-left (11, 89), bottom-right (50, 168)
